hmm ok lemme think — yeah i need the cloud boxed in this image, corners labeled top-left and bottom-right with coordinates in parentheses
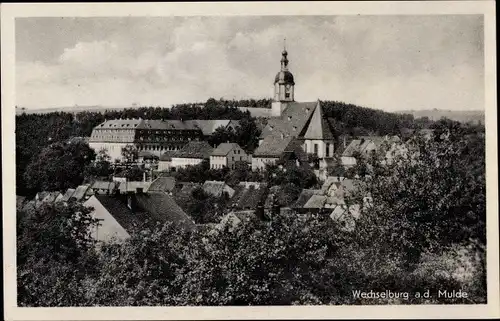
top-left (16, 16), bottom-right (484, 111)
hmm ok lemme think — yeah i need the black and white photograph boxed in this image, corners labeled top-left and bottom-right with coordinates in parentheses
top-left (2, 1), bottom-right (498, 320)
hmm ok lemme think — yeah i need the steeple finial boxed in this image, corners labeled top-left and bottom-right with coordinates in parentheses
top-left (284, 37), bottom-right (286, 51)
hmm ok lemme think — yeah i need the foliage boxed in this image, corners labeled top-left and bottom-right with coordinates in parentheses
top-left (24, 140), bottom-right (96, 192)
top-left (84, 148), bottom-right (113, 181)
top-left (17, 202), bottom-right (100, 306)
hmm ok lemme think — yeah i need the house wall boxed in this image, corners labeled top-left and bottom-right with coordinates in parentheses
top-left (226, 147), bottom-right (249, 169)
top-left (303, 139), bottom-right (335, 158)
top-left (341, 156), bottom-right (357, 167)
top-left (158, 160), bottom-right (172, 172)
top-left (84, 196), bottom-right (130, 243)
top-left (210, 155), bottom-right (227, 169)
top-left (251, 157), bottom-right (279, 170)
top-left (171, 157), bottom-right (204, 169)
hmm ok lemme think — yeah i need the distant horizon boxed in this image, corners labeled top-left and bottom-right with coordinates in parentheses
top-left (16, 16), bottom-right (485, 112)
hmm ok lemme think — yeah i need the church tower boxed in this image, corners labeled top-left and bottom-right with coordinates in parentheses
top-left (272, 41), bottom-right (295, 116)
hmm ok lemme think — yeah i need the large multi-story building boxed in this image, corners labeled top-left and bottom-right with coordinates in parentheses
top-left (89, 119), bottom-right (203, 160)
top-left (89, 119), bottom-right (239, 161)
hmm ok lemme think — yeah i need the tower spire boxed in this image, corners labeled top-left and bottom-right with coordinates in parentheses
top-left (281, 39), bottom-right (289, 71)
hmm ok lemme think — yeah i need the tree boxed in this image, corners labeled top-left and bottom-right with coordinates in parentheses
top-left (17, 202), bottom-right (100, 306)
top-left (24, 140), bottom-right (96, 192)
top-left (207, 126), bottom-right (236, 147)
top-left (234, 117), bottom-right (261, 153)
top-left (121, 144), bottom-right (138, 164)
top-left (84, 148), bottom-right (113, 181)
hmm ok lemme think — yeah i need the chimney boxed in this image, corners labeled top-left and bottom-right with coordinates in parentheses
top-left (343, 136), bottom-right (347, 148)
top-left (143, 171), bottom-right (146, 182)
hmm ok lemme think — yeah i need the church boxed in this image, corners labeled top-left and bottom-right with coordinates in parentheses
top-left (248, 47), bottom-right (337, 170)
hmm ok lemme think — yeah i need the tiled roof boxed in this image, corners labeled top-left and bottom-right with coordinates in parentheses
top-left (302, 103), bottom-right (335, 140)
top-left (137, 119), bottom-right (198, 131)
top-left (61, 188), bottom-right (76, 202)
top-left (231, 182), bottom-right (268, 210)
top-left (211, 143), bottom-right (242, 156)
top-left (260, 101), bottom-right (317, 138)
top-left (42, 191), bottom-right (62, 204)
top-left (186, 120), bottom-right (238, 136)
top-left (135, 191), bottom-right (196, 231)
top-left (303, 195), bottom-right (327, 208)
top-left (72, 184), bottom-right (91, 201)
top-left (117, 181), bottom-right (151, 194)
top-left (202, 180), bottom-right (235, 198)
top-left (16, 196), bottom-right (27, 210)
top-left (97, 119), bottom-right (143, 129)
top-left (172, 141), bottom-right (213, 159)
top-left (159, 150), bottom-right (177, 161)
top-left (92, 195), bottom-right (149, 233)
top-left (91, 181), bottom-right (119, 191)
top-left (293, 189), bottom-right (322, 208)
top-left (149, 177), bottom-right (176, 192)
top-left (36, 191), bottom-right (50, 201)
top-left (178, 182), bottom-right (202, 195)
top-left (253, 134), bottom-right (294, 157)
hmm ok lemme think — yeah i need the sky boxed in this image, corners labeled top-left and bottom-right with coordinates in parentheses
top-left (16, 15), bottom-right (484, 111)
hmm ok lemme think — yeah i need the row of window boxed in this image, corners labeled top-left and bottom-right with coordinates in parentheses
top-left (138, 145), bottom-right (182, 151)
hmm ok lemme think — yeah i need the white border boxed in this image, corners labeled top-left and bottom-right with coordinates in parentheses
top-left (2, 2), bottom-right (498, 320)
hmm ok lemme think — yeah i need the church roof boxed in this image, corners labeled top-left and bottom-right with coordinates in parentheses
top-left (260, 101), bottom-right (317, 138)
top-left (253, 135), bottom-right (295, 157)
top-left (302, 103), bottom-right (336, 140)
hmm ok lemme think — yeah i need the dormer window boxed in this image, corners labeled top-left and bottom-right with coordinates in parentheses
top-left (288, 116), bottom-right (292, 121)
top-left (293, 126), bottom-right (297, 131)
top-left (306, 108), bottom-right (310, 113)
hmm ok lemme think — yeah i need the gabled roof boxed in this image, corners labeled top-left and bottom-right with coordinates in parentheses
top-left (149, 177), bottom-right (176, 193)
top-left (211, 143), bottom-right (243, 156)
top-left (303, 195), bottom-right (327, 208)
top-left (302, 103), bottom-right (335, 140)
top-left (17, 196), bottom-right (27, 210)
top-left (72, 184), bottom-right (91, 201)
top-left (253, 134), bottom-right (295, 157)
top-left (137, 119), bottom-right (199, 131)
top-left (42, 191), bottom-right (62, 204)
top-left (97, 119), bottom-right (143, 129)
top-left (172, 141), bottom-right (213, 159)
top-left (135, 192), bottom-right (196, 231)
top-left (92, 195), bottom-right (149, 233)
top-left (186, 120), bottom-right (239, 136)
top-left (202, 180), bottom-right (235, 198)
top-left (260, 101), bottom-right (317, 138)
top-left (118, 181), bottom-right (151, 194)
top-left (293, 189), bottom-right (322, 208)
top-left (61, 188), bottom-right (76, 202)
top-left (159, 150), bottom-right (177, 161)
top-left (231, 182), bottom-right (268, 210)
top-left (91, 181), bottom-right (119, 191)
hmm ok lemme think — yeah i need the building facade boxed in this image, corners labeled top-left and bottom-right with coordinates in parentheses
top-left (210, 143), bottom-right (249, 169)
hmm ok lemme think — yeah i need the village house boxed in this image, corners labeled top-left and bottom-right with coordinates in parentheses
top-left (84, 189), bottom-right (196, 244)
top-left (169, 141), bottom-right (213, 169)
top-left (202, 180), bottom-right (235, 198)
top-left (210, 143), bottom-right (249, 169)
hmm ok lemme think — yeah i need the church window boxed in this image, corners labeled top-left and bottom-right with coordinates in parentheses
top-left (285, 93), bottom-right (290, 99)
top-left (314, 144), bottom-right (319, 155)
top-left (326, 144), bottom-right (330, 157)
